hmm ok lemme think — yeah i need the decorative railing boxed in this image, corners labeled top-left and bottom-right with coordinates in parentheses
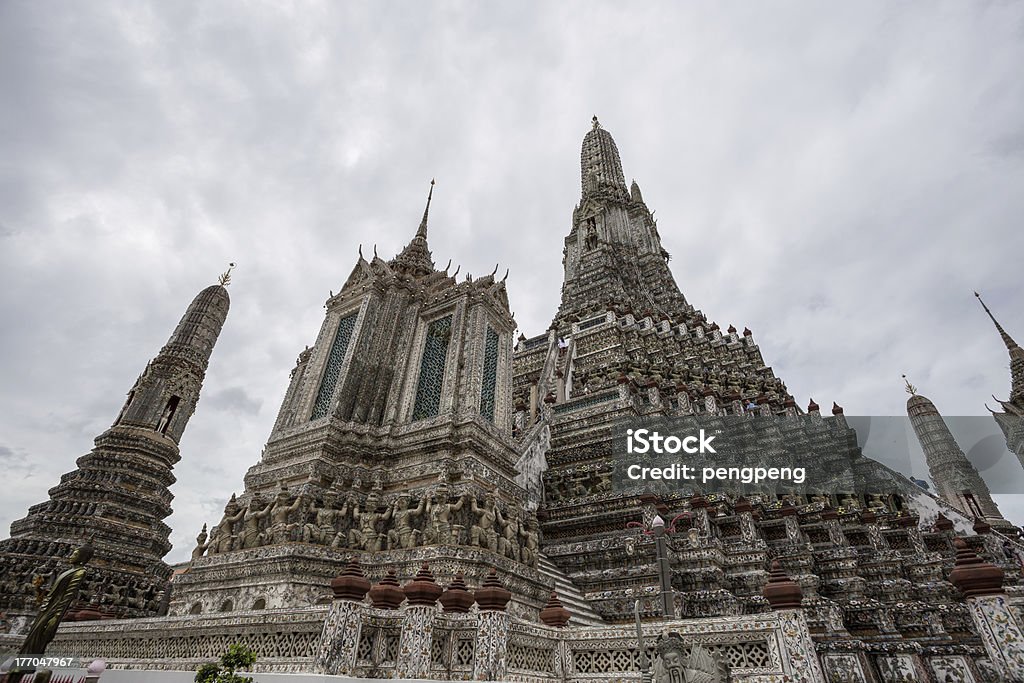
top-left (50, 608), bottom-right (326, 672)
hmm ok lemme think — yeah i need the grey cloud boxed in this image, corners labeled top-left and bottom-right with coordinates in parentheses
top-left (1, 1), bottom-right (1022, 562)
top-left (205, 386), bottom-right (262, 416)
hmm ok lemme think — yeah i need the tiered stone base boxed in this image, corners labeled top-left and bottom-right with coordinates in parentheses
top-left (170, 543), bottom-right (552, 621)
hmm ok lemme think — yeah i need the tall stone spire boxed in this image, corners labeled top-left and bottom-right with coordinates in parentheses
top-left (391, 180), bottom-right (436, 277)
top-left (975, 291), bottom-right (1024, 408)
top-left (0, 272), bottom-right (231, 624)
top-left (903, 375), bottom-right (1010, 528)
top-left (580, 116), bottom-right (629, 201)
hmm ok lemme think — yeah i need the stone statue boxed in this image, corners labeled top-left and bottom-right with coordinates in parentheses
top-left (425, 485), bottom-right (465, 545)
top-left (497, 507), bottom-right (521, 561)
top-left (264, 484), bottom-right (305, 545)
top-left (388, 494), bottom-right (427, 550)
top-left (10, 541), bottom-right (94, 679)
top-left (350, 492), bottom-right (391, 552)
top-left (519, 513), bottom-right (540, 567)
top-left (302, 491), bottom-right (349, 547)
top-left (215, 495), bottom-right (243, 553)
top-left (652, 633), bottom-right (729, 683)
top-left (155, 399), bottom-right (175, 434)
top-left (192, 524), bottom-right (210, 559)
top-left (236, 493), bottom-right (271, 549)
top-left (468, 492), bottom-right (500, 552)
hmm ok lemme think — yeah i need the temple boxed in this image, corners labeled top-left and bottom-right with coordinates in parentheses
top-left (2, 122), bottom-right (1024, 683)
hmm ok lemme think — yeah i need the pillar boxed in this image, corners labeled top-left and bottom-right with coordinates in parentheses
top-left (949, 540), bottom-right (1024, 681)
top-left (313, 558), bottom-right (370, 675)
top-left (396, 563), bottom-right (443, 679)
top-left (396, 604), bottom-right (438, 678)
top-left (473, 569), bottom-right (512, 681)
top-left (474, 610), bottom-right (510, 681)
top-left (313, 599), bottom-right (365, 675)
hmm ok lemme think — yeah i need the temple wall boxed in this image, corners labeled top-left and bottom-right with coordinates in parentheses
top-left (46, 607), bottom-right (819, 681)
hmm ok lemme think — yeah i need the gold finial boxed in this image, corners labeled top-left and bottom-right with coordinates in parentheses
top-left (218, 262), bottom-right (236, 287)
top-left (902, 374), bottom-right (917, 395)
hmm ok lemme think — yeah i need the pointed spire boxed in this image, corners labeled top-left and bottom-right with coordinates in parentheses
top-left (975, 291), bottom-right (1018, 350)
top-left (217, 262), bottom-right (236, 287)
top-left (580, 116), bottom-right (628, 200)
top-left (390, 181), bottom-right (437, 277)
top-left (417, 179), bottom-right (435, 239)
top-left (902, 374), bottom-right (917, 396)
top-left (975, 291), bottom-right (1024, 405)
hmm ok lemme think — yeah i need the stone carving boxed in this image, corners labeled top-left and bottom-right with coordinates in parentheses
top-left (519, 513), bottom-right (540, 568)
top-left (233, 493), bottom-right (271, 550)
top-left (388, 494), bottom-right (427, 550)
top-left (264, 484), bottom-right (306, 545)
top-left (425, 485), bottom-right (465, 546)
top-left (652, 632), bottom-right (729, 683)
top-left (192, 524), bottom-right (210, 560)
top-left (350, 492), bottom-right (391, 552)
top-left (469, 492), bottom-right (500, 553)
top-left (302, 490), bottom-right (349, 547)
top-left (498, 508), bottom-right (521, 561)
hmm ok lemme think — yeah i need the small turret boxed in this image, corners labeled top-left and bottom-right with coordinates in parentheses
top-left (903, 374), bottom-right (1009, 528)
top-left (630, 179), bottom-right (644, 204)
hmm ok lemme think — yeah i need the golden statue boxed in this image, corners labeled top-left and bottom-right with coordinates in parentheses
top-left (7, 540), bottom-right (93, 681)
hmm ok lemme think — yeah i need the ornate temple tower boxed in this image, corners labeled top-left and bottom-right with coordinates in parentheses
top-left (975, 292), bottom-right (1024, 471)
top-left (556, 116), bottom-right (691, 327)
top-left (903, 376), bottom-right (1009, 527)
top-left (173, 183), bottom-right (555, 619)
top-left (511, 118), bottom-right (929, 623)
top-left (0, 271), bottom-right (231, 626)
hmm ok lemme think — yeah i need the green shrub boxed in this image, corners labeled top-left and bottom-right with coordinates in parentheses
top-left (194, 643), bottom-right (257, 683)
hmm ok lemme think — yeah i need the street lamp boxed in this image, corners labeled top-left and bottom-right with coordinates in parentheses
top-left (651, 515), bottom-right (675, 618)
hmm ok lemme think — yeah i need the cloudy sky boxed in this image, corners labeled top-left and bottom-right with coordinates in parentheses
top-left (1, 1), bottom-right (1023, 563)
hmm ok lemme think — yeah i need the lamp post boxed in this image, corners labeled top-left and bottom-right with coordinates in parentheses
top-left (651, 514), bottom-right (675, 619)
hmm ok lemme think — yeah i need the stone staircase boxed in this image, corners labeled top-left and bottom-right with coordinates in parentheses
top-left (537, 552), bottom-right (605, 626)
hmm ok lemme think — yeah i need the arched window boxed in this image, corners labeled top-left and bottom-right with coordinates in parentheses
top-left (219, 599), bottom-right (233, 612)
top-left (252, 598), bottom-right (266, 610)
top-left (189, 602), bottom-right (202, 615)
top-left (157, 396), bottom-right (180, 434)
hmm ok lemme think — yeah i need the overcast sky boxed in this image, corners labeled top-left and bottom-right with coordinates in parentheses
top-left (1, 1), bottom-right (1023, 564)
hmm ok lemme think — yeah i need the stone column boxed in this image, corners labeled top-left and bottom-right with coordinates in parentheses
top-left (314, 559), bottom-right (370, 675)
top-left (314, 599), bottom-right (365, 675)
top-left (763, 562), bottom-right (830, 683)
top-left (475, 609), bottom-right (511, 681)
top-left (397, 604), bottom-right (438, 678)
top-left (949, 539), bottom-right (1024, 681)
top-left (473, 569), bottom-right (512, 681)
top-left (396, 563), bottom-right (443, 679)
